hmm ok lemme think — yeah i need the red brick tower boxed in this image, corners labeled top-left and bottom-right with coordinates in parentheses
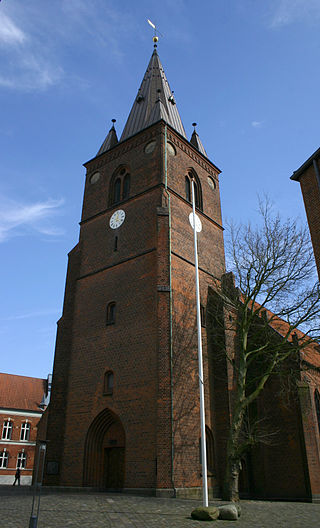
top-left (44, 43), bottom-right (226, 496)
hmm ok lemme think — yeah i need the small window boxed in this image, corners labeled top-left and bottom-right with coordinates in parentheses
top-left (17, 451), bottom-right (27, 469)
top-left (2, 420), bottom-right (12, 440)
top-left (200, 305), bottom-right (206, 327)
top-left (0, 450), bottom-right (8, 469)
top-left (206, 426), bottom-right (215, 474)
top-left (114, 236), bottom-right (118, 252)
top-left (106, 302), bottom-right (116, 325)
top-left (20, 422), bottom-right (30, 442)
top-left (104, 371), bottom-right (114, 395)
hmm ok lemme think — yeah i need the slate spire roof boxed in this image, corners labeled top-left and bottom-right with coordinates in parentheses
top-left (190, 123), bottom-right (208, 157)
top-left (97, 120), bottom-right (118, 156)
top-left (96, 46), bottom-right (210, 158)
top-left (120, 46), bottom-right (187, 141)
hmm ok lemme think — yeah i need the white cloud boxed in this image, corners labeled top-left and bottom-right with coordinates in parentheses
top-left (0, 8), bottom-right (63, 92)
top-left (0, 57), bottom-right (63, 91)
top-left (270, 0), bottom-right (320, 28)
top-left (0, 12), bottom-right (26, 45)
top-left (0, 195), bottom-right (64, 242)
top-left (2, 309), bottom-right (59, 322)
top-left (0, 1), bottom-right (132, 92)
top-left (252, 121), bottom-right (263, 128)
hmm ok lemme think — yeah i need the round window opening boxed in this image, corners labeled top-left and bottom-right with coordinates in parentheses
top-left (208, 176), bottom-right (216, 190)
top-left (144, 140), bottom-right (156, 154)
top-left (90, 172), bottom-right (100, 184)
top-left (167, 142), bottom-right (176, 156)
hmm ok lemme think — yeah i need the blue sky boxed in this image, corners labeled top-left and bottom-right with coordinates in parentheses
top-left (1, 0), bottom-right (319, 379)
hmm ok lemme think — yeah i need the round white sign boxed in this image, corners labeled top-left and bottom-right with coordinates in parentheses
top-left (189, 212), bottom-right (202, 233)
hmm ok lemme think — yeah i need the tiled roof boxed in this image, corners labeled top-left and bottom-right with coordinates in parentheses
top-left (250, 302), bottom-right (320, 368)
top-left (120, 47), bottom-right (187, 142)
top-left (0, 373), bottom-right (46, 412)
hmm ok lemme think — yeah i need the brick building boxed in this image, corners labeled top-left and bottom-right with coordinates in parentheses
top-left (291, 147), bottom-right (320, 279)
top-left (209, 276), bottom-right (320, 501)
top-left (0, 373), bottom-right (49, 485)
top-left (42, 43), bottom-right (320, 500)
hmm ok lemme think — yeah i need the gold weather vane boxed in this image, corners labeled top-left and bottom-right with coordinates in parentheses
top-left (147, 19), bottom-right (163, 46)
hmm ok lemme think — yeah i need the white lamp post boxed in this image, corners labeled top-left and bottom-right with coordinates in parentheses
top-left (189, 178), bottom-right (208, 507)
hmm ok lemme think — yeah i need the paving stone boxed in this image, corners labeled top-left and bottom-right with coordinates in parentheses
top-left (1, 489), bottom-right (320, 528)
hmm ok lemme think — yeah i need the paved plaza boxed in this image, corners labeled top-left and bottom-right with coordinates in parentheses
top-left (1, 488), bottom-right (320, 528)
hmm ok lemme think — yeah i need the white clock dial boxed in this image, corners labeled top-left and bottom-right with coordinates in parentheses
top-left (109, 209), bottom-right (125, 229)
top-left (189, 212), bottom-right (202, 233)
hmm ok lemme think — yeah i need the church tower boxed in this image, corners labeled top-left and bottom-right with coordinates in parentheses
top-left (44, 42), bottom-right (226, 496)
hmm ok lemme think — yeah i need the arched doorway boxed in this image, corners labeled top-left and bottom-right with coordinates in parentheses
top-left (83, 408), bottom-right (125, 489)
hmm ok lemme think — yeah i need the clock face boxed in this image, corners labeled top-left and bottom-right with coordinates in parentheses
top-left (189, 212), bottom-right (202, 233)
top-left (109, 209), bottom-right (125, 229)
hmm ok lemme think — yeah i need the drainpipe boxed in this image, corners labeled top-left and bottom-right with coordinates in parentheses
top-left (313, 157), bottom-right (320, 191)
top-left (164, 124), bottom-right (175, 497)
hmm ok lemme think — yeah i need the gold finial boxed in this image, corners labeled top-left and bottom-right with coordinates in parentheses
top-left (147, 19), bottom-right (163, 47)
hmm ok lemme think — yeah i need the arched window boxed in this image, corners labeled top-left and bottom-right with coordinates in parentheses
top-left (194, 181), bottom-right (199, 207)
top-left (2, 420), bottom-right (12, 440)
top-left (20, 422), bottom-right (30, 441)
top-left (110, 167), bottom-right (131, 205)
top-left (123, 174), bottom-right (130, 200)
top-left (315, 389), bottom-right (320, 435)
top-left (104, 371), bottom-right (114, 395)
top-left (0, 450), bottom-right (8, 469)
top-left (114, 178), bottom-right (121, 204)
top-left (185, 170), bottom-right (202, 211)
top-left (106, 302), bottom-right (116, 325)
top-left (185, 175), bottom-right (191, 202)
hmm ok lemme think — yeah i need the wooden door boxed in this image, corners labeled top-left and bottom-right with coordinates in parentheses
top-left (103, 447), bottom-right (125, 489)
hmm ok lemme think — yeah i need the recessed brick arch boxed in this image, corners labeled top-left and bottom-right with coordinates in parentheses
top-left (83, 408), bottom-right (125, 488)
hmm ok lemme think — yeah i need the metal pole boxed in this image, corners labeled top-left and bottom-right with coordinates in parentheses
top-left (191, 179), bottom-right (208, 507)
top-left (29, 442), bottom-right (47, 528)
top-left (29, 443), bottom-right (41, 528)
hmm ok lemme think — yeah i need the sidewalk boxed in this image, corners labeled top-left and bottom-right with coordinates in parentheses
top-left (1, 488), bottom-right (320, 528)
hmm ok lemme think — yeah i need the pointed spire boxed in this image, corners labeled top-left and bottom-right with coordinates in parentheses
top-left (97, 119), bottom-right (118, 156)
top-left (190, 123), bottom-right (207, 157)
top-left (120, 48), bottom-right (186, 142)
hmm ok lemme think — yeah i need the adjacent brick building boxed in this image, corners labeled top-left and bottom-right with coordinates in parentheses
top-left (0, 373), bottom-right (49, 485)
top-left (42, 43), bottom-right (320, 500)
top-left (291, 147), bottom-right (320, 279)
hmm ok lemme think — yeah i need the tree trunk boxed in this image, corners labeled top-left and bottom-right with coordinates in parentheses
top-left (223, 351), bottom-right (247, 501)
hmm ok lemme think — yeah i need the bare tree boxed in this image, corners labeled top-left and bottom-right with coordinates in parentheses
top-left (208, 198), bottom-right (320, 501)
